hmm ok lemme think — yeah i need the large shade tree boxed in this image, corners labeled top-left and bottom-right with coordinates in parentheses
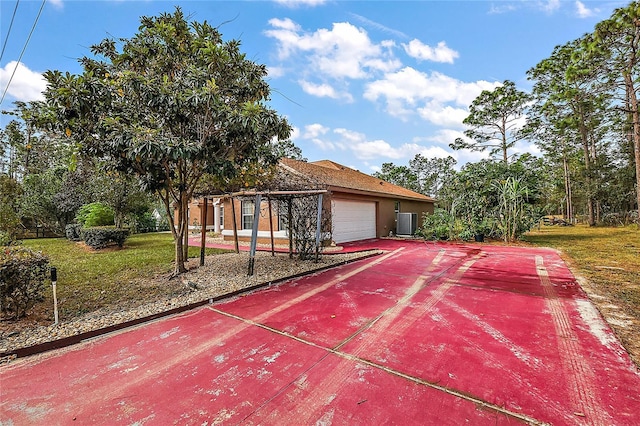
top-left (44, 8), bottom-right (291, 273)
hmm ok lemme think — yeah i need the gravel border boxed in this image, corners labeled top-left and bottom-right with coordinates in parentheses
top-left (0, 250), bottom-right (379, 363)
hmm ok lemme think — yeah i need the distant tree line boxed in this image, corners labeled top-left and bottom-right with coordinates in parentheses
top-left (376, 2), bottom-right (640, 239)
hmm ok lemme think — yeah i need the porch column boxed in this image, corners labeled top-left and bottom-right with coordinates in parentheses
top-left (213, 199), bottom-right (221, 233)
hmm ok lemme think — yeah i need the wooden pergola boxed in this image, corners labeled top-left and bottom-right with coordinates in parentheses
top-left (196, 161), bottom-right (330, 275)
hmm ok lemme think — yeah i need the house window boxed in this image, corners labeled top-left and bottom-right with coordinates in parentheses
top-left (242, 200), bottom-right (254, 230)
top-left (219, 205), bottom-right (224, 230)
top-left (395, 201), bottom-right (400, 221)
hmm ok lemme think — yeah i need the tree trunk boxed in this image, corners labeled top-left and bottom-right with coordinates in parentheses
top-left (627, 74), bottom-right (640, 226)
top-left (578, 105), bottom-right (595, 226)
top-left (173, 213), bottom-right (187, 274)
top-left (158, 188), bottom-right (187, 274)
top-left (173, 193), bottom-right (188, 275)
top-left (182, 193), bottom-right (189, 264)
top-left (563, 151), bottom-right (573, 223)
top-left (502, 116), bottom-right (508, 163)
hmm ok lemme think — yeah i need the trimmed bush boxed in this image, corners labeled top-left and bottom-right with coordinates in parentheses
top-left (0, 246), bottom-right (49, 319)
top-left (81, 227), bottom-right (130, 249)
top-left (76, 202), bottom-right (115, 227)
top-left (0, 231), bottom-right (13, 246)
top-left (65, 224), bottom-right (83, 241)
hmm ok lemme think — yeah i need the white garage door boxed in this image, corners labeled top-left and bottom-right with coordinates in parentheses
top-left (332, 200), bottom-right (376, 243)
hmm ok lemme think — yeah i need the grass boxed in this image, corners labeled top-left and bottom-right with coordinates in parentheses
top-left (524, 224), bottom-right (640, 363)
top-left (22, 232), bottom-right (227, 319)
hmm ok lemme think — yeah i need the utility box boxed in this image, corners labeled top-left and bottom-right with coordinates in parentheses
top-left (397, 212), bottom-right (418, 236)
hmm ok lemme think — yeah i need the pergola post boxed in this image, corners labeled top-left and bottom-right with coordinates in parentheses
top-left (248, 194), bottom-right (261, 276)
top-left (213, 199), bottom-right (221, 233)
top-left (231, 197), bottom-right (239, 254)
top-left (268, 198), bottom-right (275, 256)
top-left (315, 193), bottom-right (323, 262)
top-left (200, 196), bottom-right (207, 266)
top-left (288, 198), bottom-right (293, 259)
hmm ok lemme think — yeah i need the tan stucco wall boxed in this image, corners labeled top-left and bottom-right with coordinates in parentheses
top-left (187, 191), bottom-right (434, 244)
top-left (329, 191), bottom-right (433, 238)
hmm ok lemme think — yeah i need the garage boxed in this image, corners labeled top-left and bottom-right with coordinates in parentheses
top-left (332, 199), bottom-right (376, 243)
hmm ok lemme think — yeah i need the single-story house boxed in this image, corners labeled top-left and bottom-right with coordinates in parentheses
top-left (183, 158), bottom-right (434, 245)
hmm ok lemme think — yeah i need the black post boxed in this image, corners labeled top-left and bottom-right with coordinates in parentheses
top-left (200, 197), bottom-right (207, 266)
top-left (248, 194), bottom-right (261, 276)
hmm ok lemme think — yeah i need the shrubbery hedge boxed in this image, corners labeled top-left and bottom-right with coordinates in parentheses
top-left (0, 246), bottom-right (49, 319)
top-left (81, 227), bottom-right (130, 249)
top-left (65, 224), bottom-right (83, 241)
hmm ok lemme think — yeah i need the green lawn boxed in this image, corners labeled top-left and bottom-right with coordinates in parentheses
top-left (524, 224), bottom-right (640, 363)
top-left (524, 224), bottom-right (639, 306)
top-left (23, 233), bottom-right (227, 318)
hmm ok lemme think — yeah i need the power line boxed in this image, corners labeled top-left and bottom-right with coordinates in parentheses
top-left (0, 0), bottom-right (20, 63)
top-left (0, 0), bottom-right (46, 107)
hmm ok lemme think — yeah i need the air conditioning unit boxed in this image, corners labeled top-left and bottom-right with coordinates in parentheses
top-left (397, 212), bottom-right (418, 236)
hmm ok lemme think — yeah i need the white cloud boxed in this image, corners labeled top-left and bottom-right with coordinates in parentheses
top-left (265, 19), bottom-right (401, 80)
top-left (488, 3), bottom-right (518, 14)
top-left (403, 39), bottom-right (459, 64)
top-left (334, 128), bottom-right (365, 143)
top-left (364, 67), bottom-right (499, 119)
top-left (575, 1), bottom-right (598, 18)
top-left (402, 143), bottom-right (453, 159)
top-left (417, 101), bottom-right (468, 128)
top-left (274, 0), bottom-right (327, 7)
top-left (311, 138), bottom-right (337, 151)
top-left (267, 66), bottom-right (286, 78)
top-left (512, 139), bottom-right (542, 157)
top-left (300, 122), bottom-right (473, 163)
top-left (418, 130), bottom-right (491, 164)
top-left (302, 123), bottom-right (330, 139)
top-left (48, 0), bottom-right (63, 9)
top-left (0, 61), bottom-right (46, 103)
top-left (289, 126), bottom-right (301, 140)
top-left (488, 0), bottom-right (571, 15)
top-left (541, 0), bottom-right (561, 13)
top-left (422, 129), bottom-right (471, 147)
top-left (350, 139), bottom-right (406, 160)
top-left (299, 80), bottom-right (353, 102)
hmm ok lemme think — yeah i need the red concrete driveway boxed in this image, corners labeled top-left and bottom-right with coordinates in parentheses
top-left (1, 240), bottom-right (639, 425)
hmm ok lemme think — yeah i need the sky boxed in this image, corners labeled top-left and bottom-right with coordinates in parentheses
top-left (0, 0), bottom-right (627, 173)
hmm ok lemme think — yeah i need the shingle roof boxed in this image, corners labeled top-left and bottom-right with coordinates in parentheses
top-left (280, 158), bottom-right (434, 202)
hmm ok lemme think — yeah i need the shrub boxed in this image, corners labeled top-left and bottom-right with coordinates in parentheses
top-left (65, 224), bottom-right (83, 241)
top-left (0, 175), bottom-right (22, 240)
top-left (0, 246), bottom-right (49, 319)
top-left (0, 231), bottom-right (14, 246)
top-left (417, 209), bottom-right (456, 240)
top-left (129, 211), bottom-right (157, 234)
top-left (81, 226), bottom-right (130, 249)
top-left (76, 202), bottom-right (115, 227)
